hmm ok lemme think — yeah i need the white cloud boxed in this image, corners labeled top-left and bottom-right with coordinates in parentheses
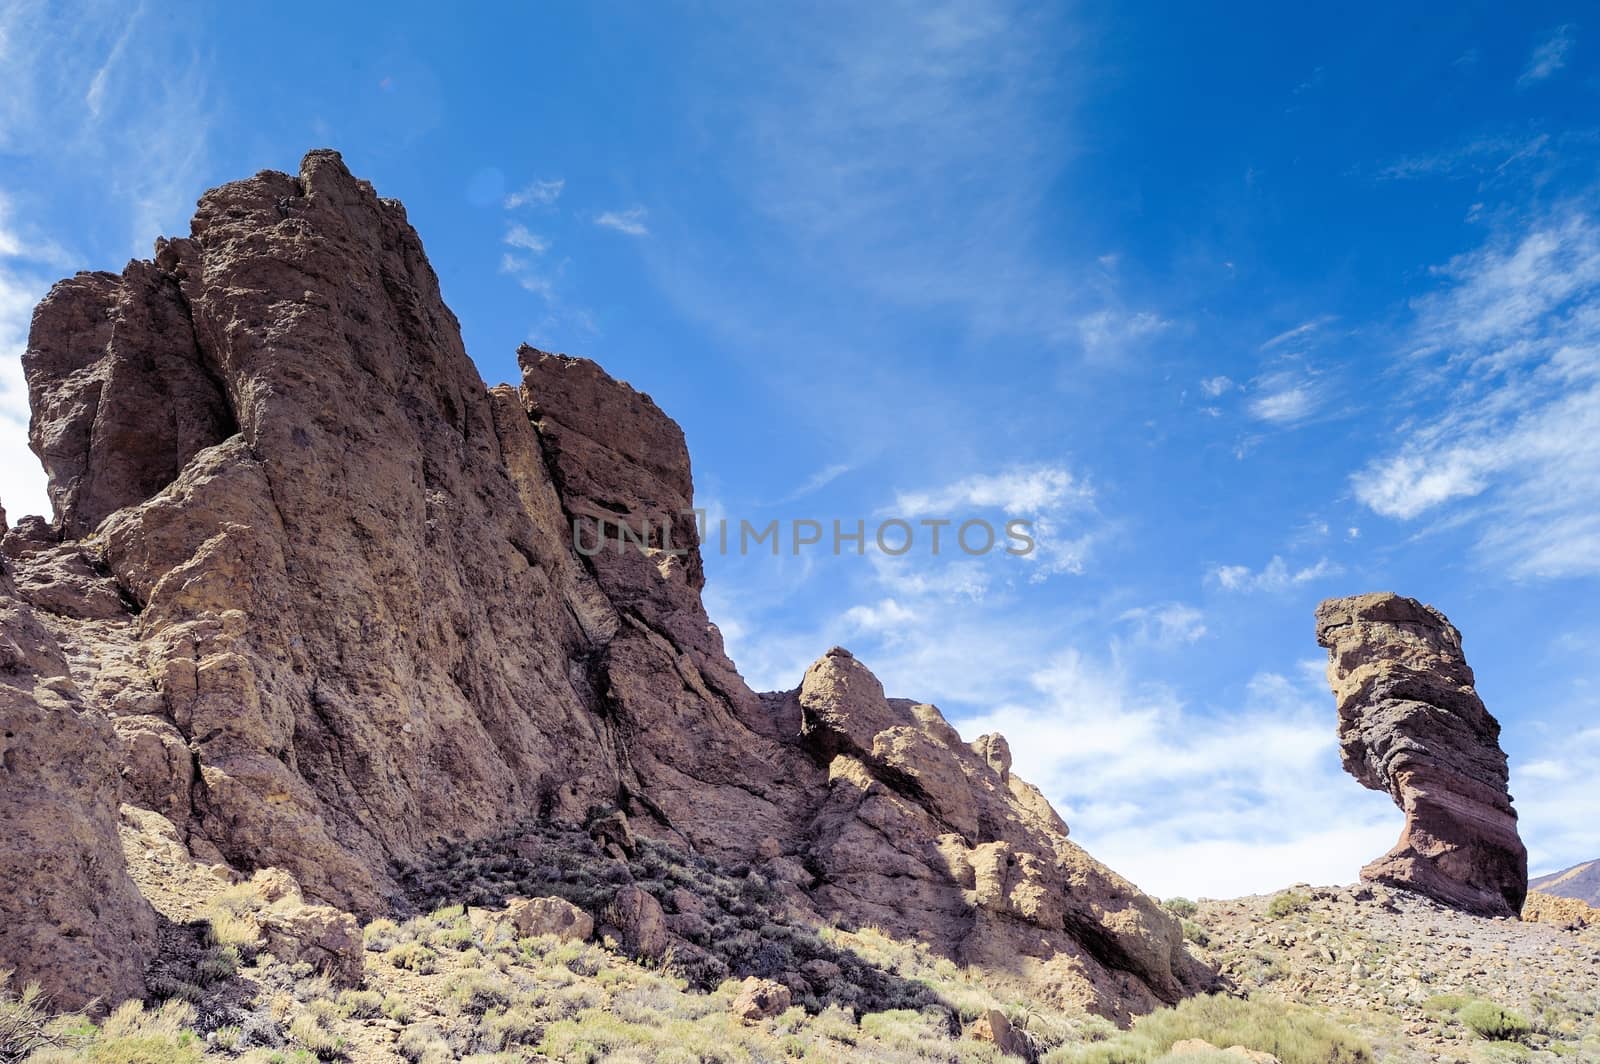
top-left (504, 178), bottom-right (563, 209)
top-left (1209, 555), bottom-right (1340, 593)
top-left (958, 653), bottom-right (1399, 898)
top-left (1352, 210), bottom-right (1600, 576)
top-left (1519, 25), bottom-right (1574, 86)
top-left (1248, 378), bottom-right (1320, 424)
top-left (1260, 317), bottom-right (1332, 351)
top-left (1119, 603), bottom-right (1207, 646)
top-left (1515, 720), bottom-right (1600, 876)
top-left (774, 462), bottom-right (853, 503)
top-left (1076, 308), bottom-right (1167, 363)
top-left (891, 465), bottom-right (1098, 581)
top-left (595, 207), bottom-right (649, 237)
top-left (1199, 375), bottom-right (1235, 398)
top-left (503, 224), bottom-right (549, 254)
top-left (894, 465), bottom-right (1090, 517)
top-left (842, 598), bottom-right (919, 632)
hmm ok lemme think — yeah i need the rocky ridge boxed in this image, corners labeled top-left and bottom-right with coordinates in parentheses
top-left (1314, 593), bottom-right (1528, 918)
top-left (0, 149), bottom-right (1209, 1021)
top-left (1530, 860), bottom-right (1600, 908)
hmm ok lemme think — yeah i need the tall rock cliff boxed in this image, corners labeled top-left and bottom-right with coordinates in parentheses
top-left (1315, 592), bottom-right (1528, 918)
top-left (2, 150), bottom-right (1210, 1018)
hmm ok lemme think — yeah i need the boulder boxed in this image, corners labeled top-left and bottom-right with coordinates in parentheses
top-left (1316, 593), bottom-right (1528, 917)
top-left (491, 896), bottom-right (594, 942)
top-left (730, 976), bottom-right (792, 1022)
top-left (259, 903), bottom-right (364, 987)
top-left (602, 885), bottom-right (669, 959)
top-left (969, 1008), bottom-right (1030, 1058)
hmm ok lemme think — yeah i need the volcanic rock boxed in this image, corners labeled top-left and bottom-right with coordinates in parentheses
top-left (1315, 592), bottom-right (1527, 917)
top-left (2, 149), bottom-right (1213, 1020)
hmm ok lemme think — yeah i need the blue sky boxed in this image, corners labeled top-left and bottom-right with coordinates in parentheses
top-left (2, 1), bottom-right (1597, 898)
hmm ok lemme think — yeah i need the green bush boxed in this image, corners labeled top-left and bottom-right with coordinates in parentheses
top-left (1457, 1000), bottom-right (1533, 1042)
top-left (387, 942), bottom-right (440, 974)
top-left (1163, 898), bottom-right (1199, 919)
top-left (1265, 891), bottom-right (1311, 920)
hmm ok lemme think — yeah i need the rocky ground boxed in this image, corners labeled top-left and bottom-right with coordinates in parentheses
top-left (1184, 885), bottom-right (1600, 1062)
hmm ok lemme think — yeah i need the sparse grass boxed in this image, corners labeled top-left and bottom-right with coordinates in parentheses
top-left (289, 1012), bottom-right (348, 1060)
top-left (0, 970), bottom-right (75, 1064)
top-left (1043, 994), bottom-right (1372, 1064)
top-left (26, 999), bottom-right (205, 1064)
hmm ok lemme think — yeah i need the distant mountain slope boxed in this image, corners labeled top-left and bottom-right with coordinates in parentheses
top-left (1531, 860), bottom-right (1600, 905)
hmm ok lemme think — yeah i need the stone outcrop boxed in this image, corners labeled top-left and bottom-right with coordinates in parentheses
top-left (1315, 592), bottom-right (1527, 917)
top-left (1, 150), bottom-right (1211, 1020)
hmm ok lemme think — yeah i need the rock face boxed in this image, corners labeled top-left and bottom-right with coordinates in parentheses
top-left (2, 150), bottom-right (1211, 1019)
top-left (0, 532), bottom-right (157, 1008)
top-left (1315, 592), bottom-right (1527, 917)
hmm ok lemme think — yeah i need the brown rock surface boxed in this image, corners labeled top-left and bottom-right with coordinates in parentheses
top-left (1315, 592), bottom-right (1527, 917)
top-left (2, 150), bottom-right (1212, 1020)
top-left (0, 536), bottom-right (156, 1009)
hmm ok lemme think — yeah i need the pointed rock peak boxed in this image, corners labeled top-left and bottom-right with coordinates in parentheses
top-left (798, 647), bottom-right (904, 756)
top-left (1316, 592), bottom-right (1527, 917)
top-left (971, 732), bottom-right (1013, 781)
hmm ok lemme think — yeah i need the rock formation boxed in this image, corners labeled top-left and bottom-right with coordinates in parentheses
top-left (1, 150), bottom-right (1211, 1018)
top-left (1315, 592), bottom-right (1527, 917)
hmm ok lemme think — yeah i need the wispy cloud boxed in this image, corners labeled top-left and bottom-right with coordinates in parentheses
top-left (1376, 133), bottom-right (1552, 182)
top-left (1519, 25), bottom-right (1574, 86)
top-left (1248, 375), bottom-right (1322, 424)
top-left (0, 0), bottom-right (213, 252)
top-left (503, 223), bottom-right (549, 254)
top-left (504, 178), bottom-right (563, 209)
top-left (1200, 375), bottom-right (1235, 398)
top-left (595, 207), bottom-right (649, 237)
top-left (1076, 308), bottom-right (1168, 363)
top-left (1209, 556), bottom-right (1340, 593)
top-left (1260, 317), bottom-right (1332, 351)
top-left (774, 462), bottom-right (853, 503)
top-left (1119, 603), bottom-right (1207, 647)
top-left (1353, 210), bottom-right (1600, 576)
top-left (894, 465), bottom-right (1090, 517)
